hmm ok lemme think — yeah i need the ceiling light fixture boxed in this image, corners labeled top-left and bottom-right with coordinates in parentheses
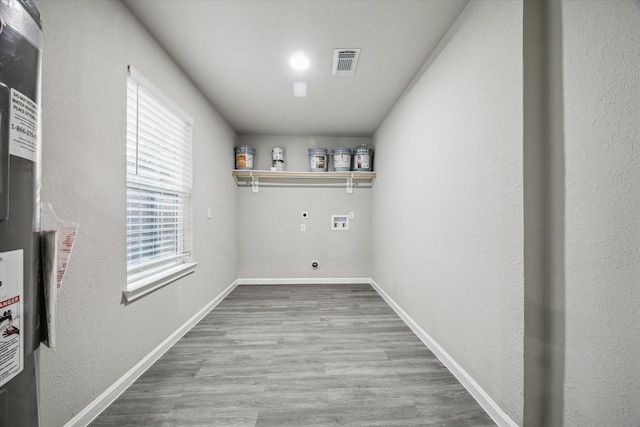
top-left (290, 50), bottom-right (310, 71)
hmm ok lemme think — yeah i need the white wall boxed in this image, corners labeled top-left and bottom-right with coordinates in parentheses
top-left (562, 1), bottom-right (640, 425)
top-left (32, 1), bottom-right (640, 426)
top-left (236, 135), bottom-right (372, 279)
top-left (35, 1), bottom-right (237, 425)
top-left (371, 1), bottom-right (524, 424)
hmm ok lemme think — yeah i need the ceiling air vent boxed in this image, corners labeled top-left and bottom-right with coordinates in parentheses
top-left (332, 49), bottom-right (361, 76)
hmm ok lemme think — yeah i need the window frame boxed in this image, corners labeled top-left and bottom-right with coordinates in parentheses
top-left (123, 66), bottom-right (197, 303)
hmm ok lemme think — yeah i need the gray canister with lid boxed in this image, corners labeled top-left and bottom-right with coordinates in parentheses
top-left (235, 145), bottom-right (256, 170)
top-left (331, 147), bottom-right (352, 171)
top-left (353, 145), bottom-right (374, 172)
top-left (308, 148), bottom-right (328, 172)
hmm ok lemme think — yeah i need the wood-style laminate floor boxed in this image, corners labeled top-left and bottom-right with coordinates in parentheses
top-left (91, 284), bottom-right (496, 426)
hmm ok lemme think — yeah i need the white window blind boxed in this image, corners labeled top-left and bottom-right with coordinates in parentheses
top-left (126, 67), bottom-right (194, 286)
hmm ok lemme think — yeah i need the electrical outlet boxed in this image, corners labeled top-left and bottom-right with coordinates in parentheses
top-left (349, 211), bottom-right (355, 220)
top-left (301, 224), bottom-right (306, 232)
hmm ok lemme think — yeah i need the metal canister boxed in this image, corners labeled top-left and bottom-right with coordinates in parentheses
top-left (331, 147), bottom-right (352, 171)
top-left (352, 145), bottom-right (374, 172)
top-left (308, 148), bottom-right (328, 172)
top-left (235, 145), bottom-right (256, 170)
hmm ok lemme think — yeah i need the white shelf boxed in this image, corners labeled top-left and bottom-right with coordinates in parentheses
top-left (232, 170), bottom-right (376, 193)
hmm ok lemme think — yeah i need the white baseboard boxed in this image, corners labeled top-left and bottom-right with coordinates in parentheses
top-left (369, 279), bottom-right (518, 427)
top-left (237, 277), bottom-right (371, 285)
top-left (64, 280), bottom-right (239, 427)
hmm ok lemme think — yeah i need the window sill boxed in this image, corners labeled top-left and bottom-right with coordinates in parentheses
top-left (123, 262), bottom-right (198, 304)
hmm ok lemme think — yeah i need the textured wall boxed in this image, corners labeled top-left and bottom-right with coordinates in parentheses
top-left (33, 1), bottom-right (640, 426)
top-left (371, 1), bottom-right (524, 423)
top-left (562, 1), bottom-right (640, 425)
top-left (236, 135), bottom-right (372, 279)
top-left (35, 1), bottom-right (237, 426)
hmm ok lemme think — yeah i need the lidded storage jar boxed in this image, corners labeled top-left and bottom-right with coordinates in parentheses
top-left (271, 146), bottom-right (284, 171)
top-left (235, 145), bottom-right (255, 170)
top-left (331, 147), bottom-right (352, 172)
top-left (308, 148), bottom-right (328, 172)
top-left (352, 144), bottom-right (374, 172)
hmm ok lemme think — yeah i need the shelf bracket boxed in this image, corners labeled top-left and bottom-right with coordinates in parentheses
top-left (251, 174), bottom-right (259, 193)
top-left (346, 174), bottom-right (354, 194)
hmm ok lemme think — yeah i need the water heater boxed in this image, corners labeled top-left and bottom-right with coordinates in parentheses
top-left (0, 0), bottom-right (43, 426)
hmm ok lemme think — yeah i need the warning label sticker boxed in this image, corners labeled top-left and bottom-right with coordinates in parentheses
top-left (9, 88), bottom-right (39, 163)
top-left (0, 250), bottom-right (24, 388)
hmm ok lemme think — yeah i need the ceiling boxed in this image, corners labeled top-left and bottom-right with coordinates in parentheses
top-left (123, 0), bottom-right (469, 137)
